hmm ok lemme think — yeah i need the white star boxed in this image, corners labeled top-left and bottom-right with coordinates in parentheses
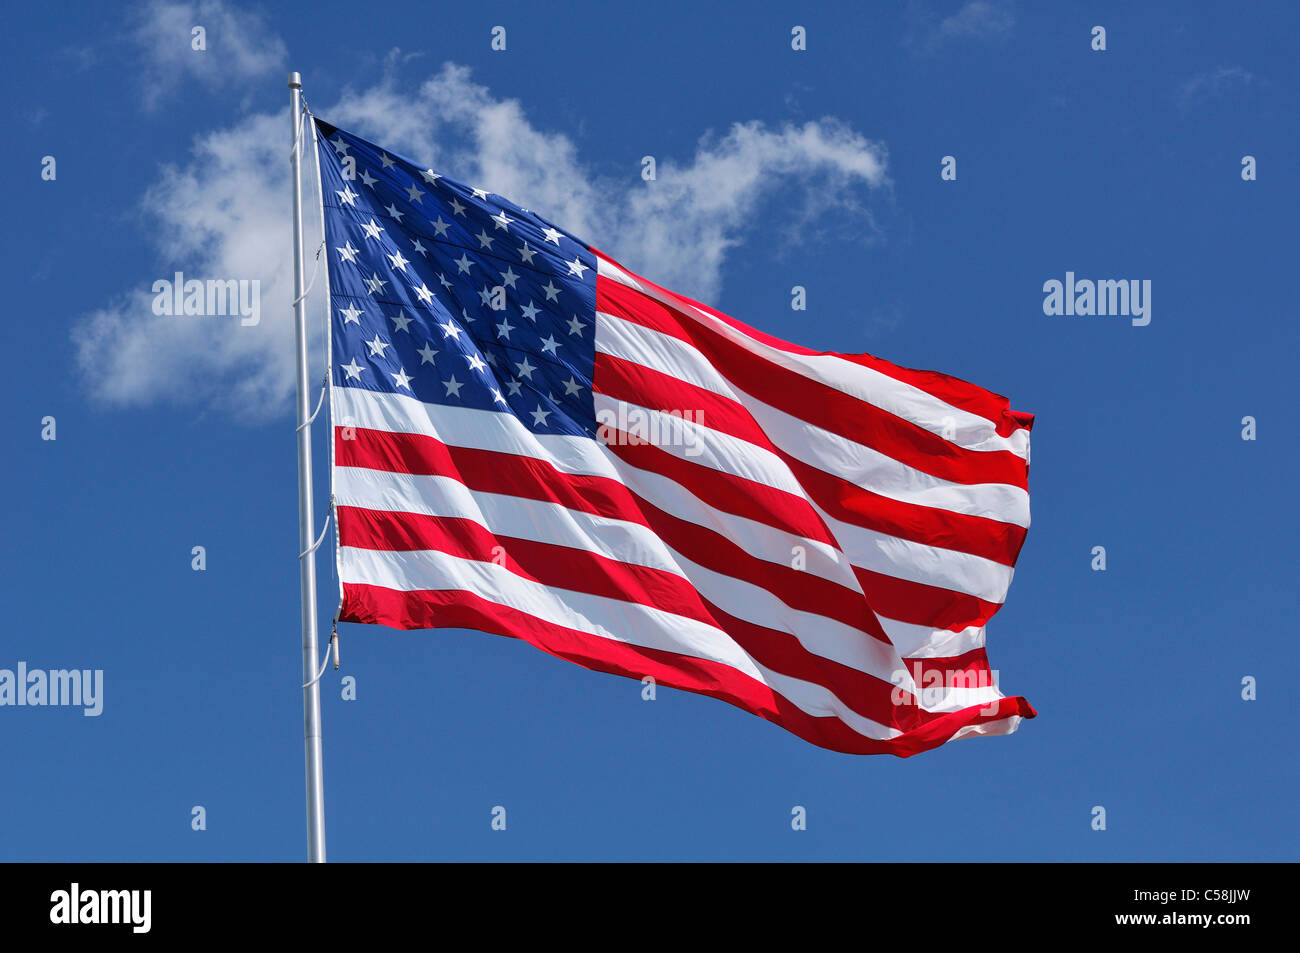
top-left (388, 250), bottom-right (410, 272)
top-left (440, 320), bottom-right (462, 341)
top-left (492, 210), bottom-right (513, 231)
top-left (335, 186), bottom-right (358, 207)
top-left (359, 169), bottom-right (377, 188)
top-left (483, 350), bottom-right (498, 367)
top-left (366, 335), bottom-right (390, 357)
top-left (421, 168), bottom-right (441, 184)
top-left (495, 317), bottom-right (515, 339)
top-left (365, 271), bottom-right (388, 295)
top-left (337, 240), bottom-right (360, 264)
top-left (413, 284), bottom-right (434, 305)
top-left (411, 238), bottom-right (429, 257)
top-left (461, 308), bottom-right (477, 325)
top-left (380, 153), bottom-right (396, 169)
top-left (499, 267), bottom-right (519, 290)
top-left (530, 405), bottom-right (552, 427)
top-left (541, 280), bottom-right (560, 302)
top-left (389, 310), bottom-right (413, 333)
top-left (540, 335), bottom-right (560, 356)
top-left (566, 257), bottom-right (589, 278)
top-left (385, 203), bottom-right (405, 223)
top-left (506, 379), bottom-right (523, 397)
top-left (417, 342), bottom-right (438, 364)
top-left (449, 197), bottom-right (467, 217)
top-left (454, 253), bottom-right (474, 274)
top-left (430, 216), bottom-right (451, 238)
top-left (339, 304), bottom-right (364, 324)
top-left (567, 315), bottom-right (585, 335)
top-left (472, 187), bottom-right (489, 200)
top-left (490, 388), bottom-right (507, 405)
top-left (330, 136), bottom-right (350, 156)
top-left (520, 300), bottom-right (541, 321)
top-left (476, 229), bottom-right (494, 249)
top-left (391, 367), bottom-right (413, 390)
top-left (466, 353), bottom-right (487, 373)
top-left (541, 226), bottom-right (562, 245)
top-left (436, 273), bottom-right (453, 290)
top-left (406, 183), bottom-right (425, 203)
top-left (360, 218), bottom-right (385, 241)
top-left (516, 356), bottom-right (537, 380)
top-left (443, 375), bottom-right (463, 397)
top-left (340, 358), bottom-right (365, 380)
top-left (562, 376), bottom-right (583, 396)
top-left (478, 286), bottom-right (495, 307)
top-left (518, 242), bottom-right (538, 264)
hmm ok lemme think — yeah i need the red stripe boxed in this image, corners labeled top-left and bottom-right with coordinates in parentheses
top-left (595, 351), bottom-right (1028, 565)
top-left (340, 581), bottom-right (1037, 757)
top-left (598, 279), bottom-right (1030, 490)
top-left (339, 505), bottom-right (984, 730)
top-left (340, 506), bottom-right (719, 630)
top-left (907, 648), bottom-right (998, 686)
top-left (337, 426), bottom-right (890, 643)
top-left (338, 424), bottom-right (1004, 639)
top-left (853, 566), bottom-right (1004, 632)
top-left (600, 430), bottom-right (837, 548)
top-left (595, 254), bottom-right (1034, 447)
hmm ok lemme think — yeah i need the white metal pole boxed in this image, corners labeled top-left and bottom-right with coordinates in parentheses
top-left (289, 70), bottom-right (327, 863)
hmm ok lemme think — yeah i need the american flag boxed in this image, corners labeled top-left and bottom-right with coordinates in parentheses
top-left (315, 117), bottom-right (1036, 757)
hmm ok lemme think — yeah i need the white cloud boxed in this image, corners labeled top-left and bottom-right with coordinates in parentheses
top-left (132, 0), bottom-right (286, 109)
top-left (74, 62), bottom-right (888, 420)
top-left (905, 1), bottom-right (1015, 51)
top-left (939, 1), bottom-right (1014, 39)
top-left (1177, 66), bottom-right (1255, 114)
top-left (76, 111), bottom-right (296, 416)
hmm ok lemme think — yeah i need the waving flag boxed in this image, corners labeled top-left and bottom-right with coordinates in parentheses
top-left (315, 117), bottom-right (1036, 756)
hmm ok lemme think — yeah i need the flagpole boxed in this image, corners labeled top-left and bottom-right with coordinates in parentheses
top-left (289, 70), bottom-right (327, 863)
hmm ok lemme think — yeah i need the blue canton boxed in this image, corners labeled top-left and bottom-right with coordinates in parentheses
top-left (314, 119), bottom-right (598, 437)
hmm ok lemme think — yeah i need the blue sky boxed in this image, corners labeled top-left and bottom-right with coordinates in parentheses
top-left (3, 0), bottom-right (1297, 860)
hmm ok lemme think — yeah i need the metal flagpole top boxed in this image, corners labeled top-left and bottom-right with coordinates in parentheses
top-left (288, 71), bottom-right (302, 89)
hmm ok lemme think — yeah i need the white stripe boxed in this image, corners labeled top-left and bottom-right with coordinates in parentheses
top-left (340, 545), bottom-right (903, 741)
top-left (336, 385), bottom-right (1008, 606)
top-left (335, 385), bottom-right (1017, 718)
top-left (592, 392), bottom-right (810, 500)
top-left (597, 256), bottom-right (1030, 460)
top-left (949, 715), bottom-right (1022, 740)
top-left (878, 617), bottom-right (987, 660)
top-left (817, 513), bottom-right (1014, 605)
top-left (333, 386), bottom-right (862, 596)
top-left (592, 390), bottom-right (1015, 603)
top-left (596, 311), bottom-right (1030, 526)
top-left (910, 679), bottom-right (1005, 714)
top-left (336, 466), bottom-right (685, 577)
top-left (333, 382), bottom-right (604, 475)
top-left (335, 465), bottom-right (912, 691)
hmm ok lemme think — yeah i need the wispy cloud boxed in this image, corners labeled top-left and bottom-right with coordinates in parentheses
top-left (905, 1), bottom-right (1015, 52)
top-left (74, 61), bottom-right (889, 420)
top-left (131, 0), bottom-right (286, 109)
top-left (1177, 66), bottom-right (1255, 114)
top-left (939, 1), bottom-right (1014, 39)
